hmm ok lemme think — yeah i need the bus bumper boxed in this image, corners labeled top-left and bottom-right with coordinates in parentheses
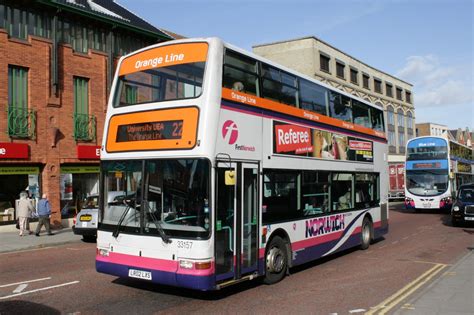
top-left (96, 259), bottom-right (215, 291)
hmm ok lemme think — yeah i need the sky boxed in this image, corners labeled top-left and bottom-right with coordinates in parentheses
top-left (120, 0), bottom-right (473, 130)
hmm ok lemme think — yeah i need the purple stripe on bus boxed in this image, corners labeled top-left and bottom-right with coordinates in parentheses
top-left (96, 261), bottom-right (215, 291)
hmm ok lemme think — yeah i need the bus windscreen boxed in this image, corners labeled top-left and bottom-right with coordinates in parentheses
top-left (113, 43), bottom-right (208, 107)
top-left (406, 137), bottom-right (448, 161)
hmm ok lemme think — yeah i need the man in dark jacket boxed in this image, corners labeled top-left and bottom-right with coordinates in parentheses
top-left (35, 193), bottom-right (54, 236)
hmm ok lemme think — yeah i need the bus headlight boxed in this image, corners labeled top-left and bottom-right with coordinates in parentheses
top-left (97, 248), bottom-right (109, 257)
top-left (452, 206), bottom-right (460, 212)
top-left (179, 260), bottom-right (193, 269)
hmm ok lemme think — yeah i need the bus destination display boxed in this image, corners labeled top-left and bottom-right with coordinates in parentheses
top-left (116, 120), bottom-right (183, 142)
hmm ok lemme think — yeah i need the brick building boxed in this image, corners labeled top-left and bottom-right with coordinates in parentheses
top-left (0, 0), bottom-right (172, 226)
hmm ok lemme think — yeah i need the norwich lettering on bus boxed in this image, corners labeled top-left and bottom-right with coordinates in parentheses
top-left (305, 214), bottom-right (345, 238)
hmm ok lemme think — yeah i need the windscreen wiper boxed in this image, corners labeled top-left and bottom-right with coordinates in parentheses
top-left (112, 202), bottom-right (131, 238)
top-left (144, 201), bottom-right (171, 244)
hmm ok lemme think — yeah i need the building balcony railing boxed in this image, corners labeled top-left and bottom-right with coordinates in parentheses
top-left (7, 106), bottom-right (36, 139)
top-left (73, 113), bottom-right (96, 141)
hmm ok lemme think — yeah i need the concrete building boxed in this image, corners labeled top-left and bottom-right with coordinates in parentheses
top-left (253, 36), bottom-right (415, 198)
top-left (0, 0), bottom-right (172, 226)
top-left (416, 122), bottom-right (449, 139)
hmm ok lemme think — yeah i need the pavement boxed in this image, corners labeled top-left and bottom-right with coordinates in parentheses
top-left (393, 249), bottom-right (474, 315)
top-left (0, 223), bottom-right (83, 253)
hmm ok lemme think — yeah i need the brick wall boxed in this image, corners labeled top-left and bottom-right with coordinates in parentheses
top-left (0, 29), bottom-right (108, 226)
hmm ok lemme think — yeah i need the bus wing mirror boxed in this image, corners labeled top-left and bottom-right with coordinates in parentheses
top-left (225, 170), bottom-right (236, 186)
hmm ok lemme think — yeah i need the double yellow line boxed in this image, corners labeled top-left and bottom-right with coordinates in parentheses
top-left (366, 263), bottom-right (447, 315)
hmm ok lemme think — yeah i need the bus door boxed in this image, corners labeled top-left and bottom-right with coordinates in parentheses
top-left (215, 162), bottom-right (259, 284)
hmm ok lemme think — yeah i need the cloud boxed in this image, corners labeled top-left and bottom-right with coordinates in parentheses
top-left (396, 55), bottom-right (473, 108)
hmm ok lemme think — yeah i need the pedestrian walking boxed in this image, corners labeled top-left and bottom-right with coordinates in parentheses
top-left (17, 191), bottom-right (35, 236)
top-left (35, 193), bottom-right (54, 236)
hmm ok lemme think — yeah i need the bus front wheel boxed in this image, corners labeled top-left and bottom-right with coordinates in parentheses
top-left (263, 236), bottom-right (288, 284)
top-left (360, 217), bottom-right (373, 250)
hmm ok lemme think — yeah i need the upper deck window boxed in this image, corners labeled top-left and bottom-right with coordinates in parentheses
top-left (407, 138), bottom-right (448, 160)
top-left (261, 63), bottom-right (298, 107)
top-left (223, 49), bottom-right (259, 96)
top-left (114, 43), bottom-right (208, 107)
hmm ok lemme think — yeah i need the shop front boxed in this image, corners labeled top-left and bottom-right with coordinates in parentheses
top-left (0, 165), bottom-right (41, 224)
top-left (0, 142), bottom-right (40, 224)
top-left (60, 145), bottom-right (101, 218)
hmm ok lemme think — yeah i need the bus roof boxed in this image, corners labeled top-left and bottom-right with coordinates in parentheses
top-left (117, 37), bottom-right (385, 112)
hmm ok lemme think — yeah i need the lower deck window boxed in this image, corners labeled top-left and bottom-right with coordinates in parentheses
top-left (263, 169), bottom-right (379, 224)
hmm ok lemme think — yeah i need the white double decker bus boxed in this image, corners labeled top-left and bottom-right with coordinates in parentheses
top-left (96, 38), bottom-right (389, 290)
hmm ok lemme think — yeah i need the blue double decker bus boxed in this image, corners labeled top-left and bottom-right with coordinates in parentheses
top-left (404, 136), bottom-right (453, 211)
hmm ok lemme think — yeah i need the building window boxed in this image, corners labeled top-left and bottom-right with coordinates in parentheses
top-left (350, 68), bottom-right (358, 85)
top-left (8, 66), bottom-right (28, 109)
top-left (363, 74), bottom-right (370, 89)
top-left (73, 77), bottom-right (95, 141)
top-left (320, 53), bottom-right (330, 72)
top-left (388, 131), bottom-right (396, 146)
top-left (398, 131), bottom-right (405, 149)
top-left (396, 87), bottom-right (403, 100)
top-left (397, 109), bottom-right (405, 127)
top-left (374, 79), bottom-right (382, 94)
top-left (405, 91), bottom-right (412, 103)
top-left (386, 83), bottom-right (393, 97)
top-left (387, 106), bottom-right (394, 126)
top-left (407, 111), bottom-right (413, 129)
top-left (3, 6), bottom-right (51, 40)
top-left (336, 61), bottom-right (345, 79)
top-left (8, 65), bottom-right (35, 138)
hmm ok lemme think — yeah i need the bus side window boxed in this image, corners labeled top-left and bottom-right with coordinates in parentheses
top-left (331, 173), bottom-right (354, 211)
top-left (223, 49), bottom-right (258, 96)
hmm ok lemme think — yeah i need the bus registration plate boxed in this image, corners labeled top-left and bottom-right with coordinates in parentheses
top-left (422, 202), bottom-right (431, 208)
top-left (128, 269), bottom-right (152, 280)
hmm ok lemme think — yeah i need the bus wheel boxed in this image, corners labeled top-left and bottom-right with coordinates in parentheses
top-left (360, 217), bottom-right (372, 250)
top-left (263, 236), bottom-right (288, 284)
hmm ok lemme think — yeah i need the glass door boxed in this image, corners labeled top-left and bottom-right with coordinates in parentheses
top-left (215, 162), bottom-right (259, 282)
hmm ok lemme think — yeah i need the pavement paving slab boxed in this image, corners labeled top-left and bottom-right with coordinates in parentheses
top-left (0, 227), bottom-right (83, 253)
top-left (395, 250), bottom-right (474, 315)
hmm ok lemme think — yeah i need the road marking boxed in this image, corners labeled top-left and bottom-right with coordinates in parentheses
top-left (366, 263), bottom-right (447, 315)
top-left (391, 241), bottom-right (399, 244)
top-left (402, 237), bottom-right (409, 240)
top-left (414, 260), bottom-right (451, 266)
top-left (0, 281), bottom-right (79, 300)
top-left (0, 277), bottom-right (52, 288)
top-left (349, 309), bottom-right (366, 313)
top-left (401, 303), bottom-right (415, 310)
top-left (12, 284), bottom-right (28, 293)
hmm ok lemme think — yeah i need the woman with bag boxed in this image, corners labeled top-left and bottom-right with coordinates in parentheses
top-left (17, 191), bottom-right (34, 236)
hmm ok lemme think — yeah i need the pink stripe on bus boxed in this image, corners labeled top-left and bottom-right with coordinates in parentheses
top-left (96, 252), bottom-right (215, 276)
top-left (97, 252), bottom-right (177, 272)
top-left (258, 220), bottom-right (382, 258)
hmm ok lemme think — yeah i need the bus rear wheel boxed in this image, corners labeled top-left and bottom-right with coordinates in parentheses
top-left (360, 217), bottom-right (372, 250)
top-left (263, 236), bottom-right (288, 284)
